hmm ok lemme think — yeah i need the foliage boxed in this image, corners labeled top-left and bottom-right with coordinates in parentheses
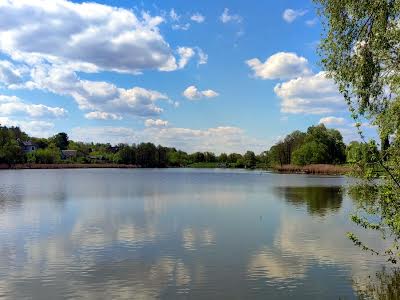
top-left (315, 0), bottom-right (400, 263)
top-left (243, 151), bottom-right (257, 169)
top-left (218, 153), bottom-right (228, 163)
top-left (0, 125), bottom-right (26, 164)
top-left (227, 153), bottom-right (243, 165)
top-left (292, 141), bottom-right (329, 165)
top-left (31, 137), bottom-right (49, 149)
top-left (266, 124), bottom-right (346, 166)
top-left (167, 149), bottom-right (190, 167)
top-left (27, 146), bottom-right (61, 164)
top-left (346, 141), bottom-right (379, 164)
top-left (136, 143), bottom-right (158, 167)
top-left (50, 132), bottom-right (69, 150)
top-left (68, 141), bottom-right (92, 157)
top-left (113, 145), bottom-right (136, 165)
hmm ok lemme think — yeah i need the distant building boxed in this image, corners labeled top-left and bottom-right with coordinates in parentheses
top-left (61, 150), bottom-right (78, 160)
top-left (108, 146), bottom-right (120, 154)
top-left (22, 141), bottom-right (38, 153)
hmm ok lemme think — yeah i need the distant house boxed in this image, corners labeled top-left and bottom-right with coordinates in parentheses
top-left (61, 150), bottom-right (78, 160)
top-left (22, 141), bottom-right (38, 153)
top-left (108, 146), bottom-right (120, 154)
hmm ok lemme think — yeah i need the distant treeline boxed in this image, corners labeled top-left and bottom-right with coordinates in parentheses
top-left (0, 123), bottom-right (378, 169)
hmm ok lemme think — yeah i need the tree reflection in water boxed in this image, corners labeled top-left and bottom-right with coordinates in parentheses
top-left (275, 186), bottom-right (343, 217)
top-left (354, 268), bottom-right (400, 300)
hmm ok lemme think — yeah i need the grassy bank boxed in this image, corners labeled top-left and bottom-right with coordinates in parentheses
top-left (187, 162), bottom-right (221, 168)
top-left (272, 164), bottom-right (350, 175)
top-left (0, 163), bottom-right (350, 175)
top-left (0, 163), bottom-right (138, 170)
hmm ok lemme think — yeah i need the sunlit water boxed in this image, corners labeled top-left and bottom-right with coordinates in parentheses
top-left (0, 168), bottom-right (389, 299)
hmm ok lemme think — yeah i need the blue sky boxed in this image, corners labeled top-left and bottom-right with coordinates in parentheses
top-left (0, 0), bottom-right (376, 153)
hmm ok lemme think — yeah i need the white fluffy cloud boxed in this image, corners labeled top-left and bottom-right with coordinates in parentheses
top-left (0, 60), bottom-right (23, 85)
top-left (84, 111), bottom-right (122, 121)
top-left (246, 52), bottom-right (347, 116)
top-left (191, 13), bottom-right (205, 23)
top-left (71, 126), bottom-right (138, 145)
top-left (169, 9), bottom-right (180, 22)
top-left (71, 125), bottom-right (270, 154)
top-left (220, 8), bottom-right (242, 24)
top-left (21, 66), bottom-right (168, 118)
top-left (0, 0), bottom-right (194, 73)
top-left (172, 23), bottom-right (190, 31)
top-left (282, 9), bottom-right (308, 23)
top-left (177, 47), bottom-right (196, 69)
top-left (0, 94), bottom-right (67, 118)
top-left (197, 49), bottom-right (208, 65)
top-left (0, 95), bottom-right (19, 103)
top-left (274, 72), bottom-right (345, 114)
top-left (183, 86), bottom-right (219, 100)
top-left (145, 119), bottom-right (169, 127)
top-left (246, 52), bottom-right (311, 80)
top-left (319, 116), bottom-right (346, 126)
top-left (0, 1), bottom-right (205, 122)
top-left (0, 117), bottom-right (55, 137)
top-left (305, 18), bottom-right (318, 27)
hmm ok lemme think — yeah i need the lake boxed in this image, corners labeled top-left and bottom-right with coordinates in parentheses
top-left (0, 168), bottom-right (388, 299)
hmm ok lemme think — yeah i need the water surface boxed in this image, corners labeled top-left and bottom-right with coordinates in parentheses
top-left (0, 168), bottom-right (388, 299)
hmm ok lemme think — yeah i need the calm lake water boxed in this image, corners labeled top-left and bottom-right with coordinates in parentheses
top-left (0, 168), bottom-right (388, 299)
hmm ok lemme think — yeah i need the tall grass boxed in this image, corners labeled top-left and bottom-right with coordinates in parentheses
top-left (272, 164), bottom-right (350, 175)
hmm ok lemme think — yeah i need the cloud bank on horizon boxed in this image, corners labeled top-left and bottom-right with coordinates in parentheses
top-left (0, 0), bottom-right (376, 153)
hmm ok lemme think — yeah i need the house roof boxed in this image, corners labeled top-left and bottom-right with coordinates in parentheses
top-left (22, 141), bottom-right (37, 147)
top-left (61, 150), bottom-right (77, 154)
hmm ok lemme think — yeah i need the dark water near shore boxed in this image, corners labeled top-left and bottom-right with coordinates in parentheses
top-left (0, 168), bottom-right (388, 299)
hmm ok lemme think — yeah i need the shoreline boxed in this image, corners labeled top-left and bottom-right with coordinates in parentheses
top-left (0, 163), bottom-right (350, 175)
top-left (271, 164), bottom-right (350, 175)
top-left (0, 163), bottom-right (139, 170)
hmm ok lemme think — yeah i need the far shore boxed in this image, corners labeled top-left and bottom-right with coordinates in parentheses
top-left (0, 163), bottom-right (139, 170)
top-left (0, 163), bottom-right (351, 175)
top-left (271, 164), bottom-right (351, 175)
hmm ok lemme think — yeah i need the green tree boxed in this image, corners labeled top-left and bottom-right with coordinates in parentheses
top-left (268, 144), bottom-right (285, 166)
top-left (315, 0), bottom-right (400, 262)
top-left (243, 151), bottom-right (257, 169)
top-left (28, 146), bottom-right (61, 164)
top-left (50, 132), bottom-right (69, 150)
top-left (227, 153), bottom-right (243, 167)
top-left (68, 141), bottom-right (92, 157)
top-left (256, 151), bottom-right (269, 167)
top-left (0, 125), bottom-right (26, 164)
top-left (218, 153), bottom-right (228, 163)
top-left (283, 130), bottom-right (307, 164)
top-left (31, 137), bottom-right (49, 149)
top-left (267, 124), bottom-right (346, 166)
top-left (0, 140), bottom-right (24, 164)
top-left (346, 141), bottom-right (379, 164)
top-left (204, 152), bottom-right (217, 163)
top-left (292, 141), bottom-right (329, 165)
top-left (114, 145), bottom-right (136, 164)
top-left (305, 124), bottom-right (346, 164)
top-left (156, 145), bottom-right (168, 167)
top-left (136, 143), bottom-right (157, 167)
top-left (191, 152), bottom-right (205, 163)
top-left (167, 149), bottom-right (189, 167)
